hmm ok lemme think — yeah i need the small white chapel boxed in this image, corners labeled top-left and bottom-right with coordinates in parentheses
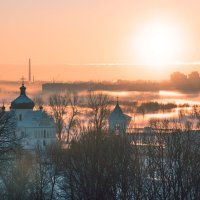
top-left (109, 99), bottom-right (131, 136)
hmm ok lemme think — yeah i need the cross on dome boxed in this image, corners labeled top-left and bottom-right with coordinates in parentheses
top-left (10, 81), bottom-right (35, 110)
top-left (20, 76), bottom-right (25, 86)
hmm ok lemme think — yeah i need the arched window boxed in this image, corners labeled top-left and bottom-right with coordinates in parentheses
top-left (115, 123), bottom-right (120, 135)
top-left (44, 130), bottom-right (46, 138)
top-left (115, 123), bottom-right (120, 130)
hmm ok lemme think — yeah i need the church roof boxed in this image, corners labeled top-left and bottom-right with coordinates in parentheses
top-left (109, 100), bottom-right (131, 122)
top-left (10, 82), bottom-right (35, 109)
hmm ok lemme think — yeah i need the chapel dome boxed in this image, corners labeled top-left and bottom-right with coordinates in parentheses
top-left (109, 101), bottom-right (126, 122)
top-left (10, 82), bottom-right (35, 109)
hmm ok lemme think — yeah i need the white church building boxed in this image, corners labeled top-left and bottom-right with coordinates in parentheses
top-left (8, 82), bottom-right (57, 150)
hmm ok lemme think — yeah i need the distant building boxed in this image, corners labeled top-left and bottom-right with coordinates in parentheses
top-left (109, 99), bottom-right (131, 136)
top-left (5, 82), bottom-right (57, 149)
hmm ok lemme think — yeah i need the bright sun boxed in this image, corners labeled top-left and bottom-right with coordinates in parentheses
top-left (134, 21), bottom-right (182, 66)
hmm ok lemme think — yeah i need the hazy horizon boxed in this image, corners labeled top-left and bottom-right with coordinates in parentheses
top-left (1, 0), bottom-right (200, 81)
top-left (1, 63), bottom-right (200, 82)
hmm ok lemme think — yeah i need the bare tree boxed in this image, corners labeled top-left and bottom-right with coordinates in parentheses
top-left (49, 94), bottom-right (68, 140)
top-left (65, 92), bottom-right (79, 143)
top-left (87, 92), bottom-right (110, 132)
top-left (0, 111), bottom-right (18, 160)
top-left (28, 146), bottom-right (54, 200)
top-left (0, 151), bottom-right (33, 200)
top-left (191, 104), bottom-right (200, 120)
top-left (33, 96), bottom-right (45, 110)
top-left (49, 92), bottom-right (80, 142)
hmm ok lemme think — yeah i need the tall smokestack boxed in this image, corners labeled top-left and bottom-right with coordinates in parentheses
top-left (29, 58), bottom-right (31, 82)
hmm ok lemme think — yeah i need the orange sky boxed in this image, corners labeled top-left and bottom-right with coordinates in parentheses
top-left (0, 0), bottom-right (200, 81)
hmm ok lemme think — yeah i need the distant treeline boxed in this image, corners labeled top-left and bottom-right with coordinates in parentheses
top-left (170, 71), bottom-right (200, 91)
top-left (137, 102), bottom-right (177, 114)
top-left (42, 71), bottom-right (200, 93)
top-left (42, 81), bottom-right (163, 92)
top-left (121, 101), bottom-right (178, 115)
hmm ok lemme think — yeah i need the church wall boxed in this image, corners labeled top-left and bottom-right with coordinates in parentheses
top-left (17, 126), bottom-right (57, 149)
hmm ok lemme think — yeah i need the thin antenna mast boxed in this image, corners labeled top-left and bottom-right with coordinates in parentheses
top-left (29, 58), bottom-right (31, 82)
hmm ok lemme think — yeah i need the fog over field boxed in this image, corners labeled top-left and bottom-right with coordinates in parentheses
top-left (2, 80), bottom-right (200, 128)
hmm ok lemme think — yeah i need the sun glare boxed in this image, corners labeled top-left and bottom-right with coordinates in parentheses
top-left (134, 21), bottom-right (182, 67)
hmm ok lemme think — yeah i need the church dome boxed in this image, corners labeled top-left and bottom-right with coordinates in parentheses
top-left (10, 82), bottom-right (35, 109)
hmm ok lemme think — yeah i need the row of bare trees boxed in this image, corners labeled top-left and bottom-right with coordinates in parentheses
top-left (46, 92), bottom-right (111, 142)
top-left (0, 125), bottom-right (199, 200)
top-left (61, 127), bottom-right (200, 200)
